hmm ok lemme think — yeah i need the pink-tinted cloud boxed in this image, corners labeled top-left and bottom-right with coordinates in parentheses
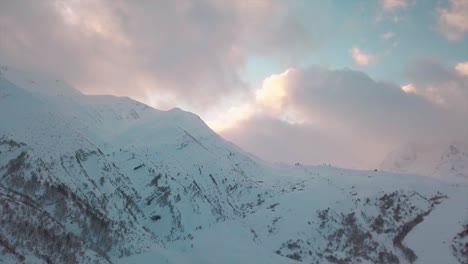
top-left (349, 47), bottom-right (375, 66)
top-left (455, 61), bottom-right (468, 75)
top-left (220, 65), bottom-right (468, 168)
top-left (222, 116), bottom-right (389, 168)
top-left (405, 59), bottom-right (468, 112)
top-left (0, 0), bottom-right (317, 111)
top-left (437, 0), bottom-right (468, 41)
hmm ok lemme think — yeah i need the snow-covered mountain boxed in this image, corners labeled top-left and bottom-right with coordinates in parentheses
top-left (381, 142), bottom-right (468, 183)
top-left (0, 66), bottom-right (467, 264)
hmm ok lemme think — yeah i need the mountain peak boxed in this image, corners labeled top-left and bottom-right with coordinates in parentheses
top-left (381, 141), bottom-right (468, 183)
top-left (0, 66), bottom-right (83, 98)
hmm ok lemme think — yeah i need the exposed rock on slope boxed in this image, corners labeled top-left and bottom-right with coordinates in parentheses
top-left (1, 67), bottom-right (467, 264)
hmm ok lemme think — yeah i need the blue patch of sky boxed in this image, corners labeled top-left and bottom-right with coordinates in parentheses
top-left (243, 0), bottom-right (467, 87)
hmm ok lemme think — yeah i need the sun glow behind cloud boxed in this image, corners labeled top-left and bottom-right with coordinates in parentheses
top-left (255, 70), bottom-right (291, 113)
top-left (206, 68), bottom-right (311, 133)
top-left (206, 104), bottom-right (256, 132)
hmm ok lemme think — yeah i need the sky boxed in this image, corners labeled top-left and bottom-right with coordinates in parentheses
top-left (0, 0), bottom-right (467, 169)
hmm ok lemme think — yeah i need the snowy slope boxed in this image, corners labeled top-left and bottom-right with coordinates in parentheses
top-left (0, 66), bottom-right (270, 262)
top-left (1, 67), bottom-right (467, 264)
top-left (119, 166), bottom-right (467, 264)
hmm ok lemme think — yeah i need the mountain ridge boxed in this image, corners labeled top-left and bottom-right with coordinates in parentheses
top-left (0, 67), bottom-right (466, 264)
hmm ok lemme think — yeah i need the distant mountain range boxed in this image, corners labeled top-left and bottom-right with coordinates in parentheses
top-left (381, 142), bottom-right (468, 183)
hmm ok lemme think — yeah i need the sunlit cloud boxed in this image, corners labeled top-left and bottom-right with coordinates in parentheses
top-left (255, 69), bottom-right (292, 113)
top-left (0, 0), bottom-right (317, 112)
top-left (401, 83), bottom-right (416, 93)
top-left (208, 68), bottom-right (299, 132)
top-left (220, 65), bottom-right (468, 168)
top-left (349, 46), bottom-right (375, 66)
top-left (455, 61), bottom-right (468, 76)
top-left (437, 0), bottom-right (468, 41)
top-left (206, 103), bottom-right (256, 132)
top-left (1, 0), bottom-right (467, 169)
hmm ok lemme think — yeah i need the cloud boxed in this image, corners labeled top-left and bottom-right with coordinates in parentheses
top-left (207, 68), bottom-right (300, 132)
top-left (206, 103), bottom-right (256, 132)
top-left (401, 83), bottom-right (416, 93)
top-left (219, 65), bottom-right (468, 168)
top-left (0, 0), bottom-right (317, 111)
top-left (381, 0), bottom-right (408, 11)
top-left (437, 0), bottom-right (468, 41)
top-left (1, 1), bottom-right (465, 170)
top-left (405, 59), bottom-right (468, 112)
top-left (349, 47), bottom-right (376, 66)
top-left (255, 69), bottom-right (292, 113)
top-left (455, 61), bottom-right (468, 76)
top-left (381, 31), bottom-right (395, 40)
top-left (222, 116), bottom-right (389, 168)
top-left (376, 0), bottom-right (407, 24)
top-left (285, 67), bottom-right (465, 142)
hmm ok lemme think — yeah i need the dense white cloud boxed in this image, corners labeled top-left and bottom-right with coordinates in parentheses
top-left (0, 0), bottom-right (316, 110)
top-left (437, 0), bottom-right (468, 40)
top-left (220, 65), bottom-right (468, 168)
top-left (255, 70), bottom-right (292, 113)
top-left (1, 1), bottom-right (466, 169)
